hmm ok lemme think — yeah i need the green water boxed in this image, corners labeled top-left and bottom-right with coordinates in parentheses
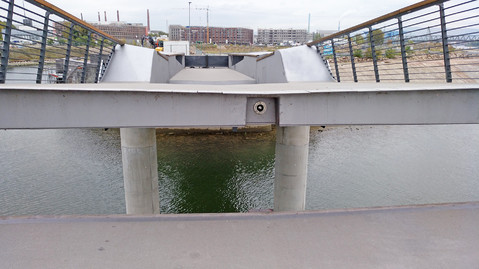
top-left (157, 133), bottom-right (275, 213)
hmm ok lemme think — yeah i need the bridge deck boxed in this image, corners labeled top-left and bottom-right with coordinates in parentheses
top-left (1, 202), bottom-right (478, 268)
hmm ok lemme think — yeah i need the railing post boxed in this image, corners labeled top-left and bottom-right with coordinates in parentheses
top-left (36, 11), bottom-right (50, 84)
top-left (62, 22), bottom-right (74, 83)
top-left (331, 39), bottom-right (341, 82)
top-left (81, 31), bottom-right (91, 83)
top-left (368, 26), bottom-right (380, 82)
top-left (439, 3), bottom-right (452, 83)
top-left (347, 34), bottom-right (358, 82)
top-left (95, 38), bottom-right (104, 83)
top-left (398, 16), bottom-right (410, 82)
top-left (0, 0), bottom-right (14, 83)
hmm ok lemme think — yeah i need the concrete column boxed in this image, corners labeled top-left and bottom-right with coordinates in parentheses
top-left (274, 126), bottom-right (310, 212)
top-left (120, 128), bottom-right (159, 214)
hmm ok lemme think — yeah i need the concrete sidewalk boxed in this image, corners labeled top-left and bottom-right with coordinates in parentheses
top-left (1, 202), bottom-right (479, 268)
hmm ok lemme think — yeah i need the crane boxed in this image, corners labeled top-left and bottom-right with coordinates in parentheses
top-left (195, 6), bottom-right (210, 43)
top-left (174, 6), bottom-right (211, 43)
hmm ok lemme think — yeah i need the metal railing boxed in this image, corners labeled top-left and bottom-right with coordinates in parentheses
top-left (308, 0), bottom-right (479, 83)
top-left (0, 0), bottom-right (124, 84)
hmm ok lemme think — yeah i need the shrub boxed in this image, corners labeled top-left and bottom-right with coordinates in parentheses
top-left (385, 48), bottom-right (396, 59)
top-left (353, 49), bottom-right (363, 58)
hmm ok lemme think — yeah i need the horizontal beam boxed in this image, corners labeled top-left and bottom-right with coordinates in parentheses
top-left (0, 83), bottom-right (478, 129)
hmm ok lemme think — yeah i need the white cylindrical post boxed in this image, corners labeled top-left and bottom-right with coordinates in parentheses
top-left (120, 128), bottom-right (159, 214)
top-left (274, 126), bottom-right (310, 212)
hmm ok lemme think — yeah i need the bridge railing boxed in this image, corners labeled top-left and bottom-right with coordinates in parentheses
top-left (0, 0), bottom-right (124, 84)
top-left (308, 0), bottom-right (479, 83)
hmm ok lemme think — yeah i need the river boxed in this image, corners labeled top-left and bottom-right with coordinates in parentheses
top-left (1, 125), bottom-right (478, 216)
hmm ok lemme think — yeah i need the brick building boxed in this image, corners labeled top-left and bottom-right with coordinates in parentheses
top-left (53, 21), bottom-right (147, 44)
top-left (91, 22), bottom-right (148, 43)
top-left (169, 25), bottom-right (253, 45)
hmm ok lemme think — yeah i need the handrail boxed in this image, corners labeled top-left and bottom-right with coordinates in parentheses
top-left (0, 0), bottom-right (124, 84)
top-left (308, 0), bottom-right (479, 83)
top-left (25, 0), bottom-right (124, 45)
top-left (307, 0), bottom-right (448, 46)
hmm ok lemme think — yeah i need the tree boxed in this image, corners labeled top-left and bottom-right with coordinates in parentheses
top-left (149, 31), bottom-right (168, 37)
top-left (353, 34), bottom-right (365, 45)
top-left (367, 29), bottom-right (384, 46)
top-left (59, 21), bottom-right (89, 45)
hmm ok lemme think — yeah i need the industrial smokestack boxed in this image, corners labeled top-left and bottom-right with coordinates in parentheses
top-left (117, 10), bottom-right (120, 22)
top-left (81, 13), bottom-right (83, 21)
top-left (147, 9), bottom-right (150, 33)
top-left (98, 12), bottom-right (100, 23)
top-left (104, 11), bottom-right (107, 22)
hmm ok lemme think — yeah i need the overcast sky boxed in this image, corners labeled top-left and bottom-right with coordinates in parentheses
top-left (46, 0), bottom-right (420, 33)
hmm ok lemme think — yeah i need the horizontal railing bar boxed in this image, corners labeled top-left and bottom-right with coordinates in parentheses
top-left (409, 71), bottom-right (450, 74)
top-left (402, 17), bottom-right (442, 30)
top-left (11, 1), bottom-right (47, 19)
top-left (308, 0), bottom-right (448, 46)
top-left (447, 23), bottom-right (479, 34)
top-left (444, 0), bottom-right (477, 10)
top-left (445, 14), bottom-right (479, 26)
top-left (401, 9), bottom-right (440, 23)
top-left (444, 5), bottom-right (479, 17)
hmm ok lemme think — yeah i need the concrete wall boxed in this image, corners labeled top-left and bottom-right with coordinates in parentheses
top-left (229, 46), bottom-right (334, 83)
top-left (102, 44), bottom-right (185, 83)
top-left (279, 46), bottom-right (335, 82)
top-left (150, 53), bottom-right (184, 83)
top-left (102, 45), bottom-right (154, 83)
top-left (102, 44), bottom-right (332, 84)
top-left (256, 52), bottom-right (288, 83)
top-left (229, 55), bottom-right (259, 79)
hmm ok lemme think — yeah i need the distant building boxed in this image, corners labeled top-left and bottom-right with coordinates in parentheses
top-left (91, 22), bottom-right (148, 43)
top-left (257, 28), bottom-right (312, 45)
top-left (2, 25), bottom-right (43, 44)
top-left (52, 21), bottom-right (147, 44)
top-left (169, 25), bottom-right (253, 45)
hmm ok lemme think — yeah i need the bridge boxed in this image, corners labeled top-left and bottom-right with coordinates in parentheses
top-left (1, 0), bottom-right (479, 267)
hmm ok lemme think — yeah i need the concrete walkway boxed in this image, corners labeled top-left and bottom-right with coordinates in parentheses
top-left (169, 68), bottom-right (256, 85)
top-left (1, 202), bottom-right (478, 268)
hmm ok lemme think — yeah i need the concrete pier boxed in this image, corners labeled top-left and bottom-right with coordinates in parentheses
top-left (120, 128), bottom-right (159, 214)
top-left (274, 126), bottom-right (310, 211)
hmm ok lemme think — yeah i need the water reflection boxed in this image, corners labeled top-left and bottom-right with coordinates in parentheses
top-left (157, 133), bottom-right (275, 213)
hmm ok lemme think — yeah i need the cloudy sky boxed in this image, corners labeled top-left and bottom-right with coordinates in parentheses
top-left (46, 0), bottom-right (420, 33)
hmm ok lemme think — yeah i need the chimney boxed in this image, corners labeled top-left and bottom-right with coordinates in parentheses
top-left (104, 11), bottom-right (107, 22)
top-left (117, 10), bottom-right (120, 22)
top-left (147, 9), bottom-right (150, 33)
top-left (98, 12), bottom-right (100, 23)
